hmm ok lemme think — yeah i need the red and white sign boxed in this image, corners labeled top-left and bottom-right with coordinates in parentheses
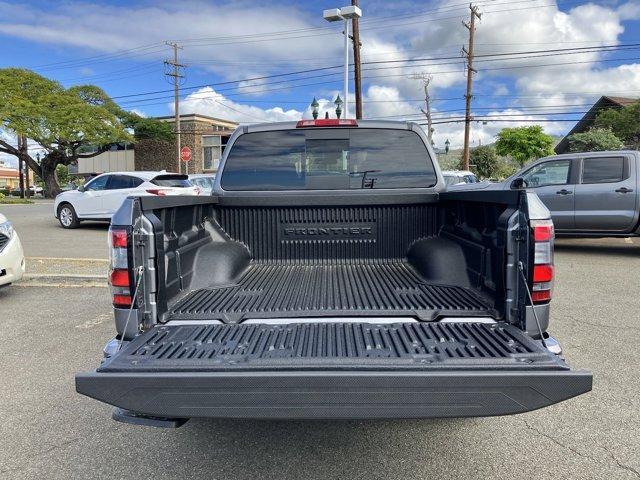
top-left (180, 146), bottom-right (192, 162)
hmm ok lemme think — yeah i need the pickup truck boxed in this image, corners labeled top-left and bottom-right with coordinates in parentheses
top-left (505, 150), bottom-right (640, 236)
top-left (76, 119), bottom-right (592, 427)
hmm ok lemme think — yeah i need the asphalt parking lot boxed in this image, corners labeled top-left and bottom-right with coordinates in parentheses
top-left (1, 204), bottom-right (639, 479)
top-left (2, 202), bottom-right (109, 259)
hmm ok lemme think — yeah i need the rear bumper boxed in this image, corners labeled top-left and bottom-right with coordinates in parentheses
top-left (76, 368), bottom-right (592, 419)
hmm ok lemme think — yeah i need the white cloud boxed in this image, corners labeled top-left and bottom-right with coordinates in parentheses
top-left (0, 1), bottom-right (344, 80)
top-left (3, 0), bottom-right (640, 149)
top-left (617, 1), bottom-right (640, 21)
top-left (178, 87), bottom-right (305, 123)
top-left (0, 130), bottom-right (18, 168)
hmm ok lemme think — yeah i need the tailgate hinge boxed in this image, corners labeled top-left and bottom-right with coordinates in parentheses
top-left (513, 225), bottom-right (529, 242)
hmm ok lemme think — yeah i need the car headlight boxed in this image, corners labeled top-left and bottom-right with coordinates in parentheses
top-left (0, 220), bottom-right (14, 239)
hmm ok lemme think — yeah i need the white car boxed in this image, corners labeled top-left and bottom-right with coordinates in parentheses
top-left (0, 213), bottom-right (25, 287)
top-left (54, 171), bottom-right (200, 229)
top-left (189, 174), bottom-right (216, 195)
top-left (442, 170), bottom-right (479, 187)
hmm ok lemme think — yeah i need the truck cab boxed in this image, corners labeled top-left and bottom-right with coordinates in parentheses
top-left (76, 120), bottom-right (591, 427)
top-left (506, 151), bottom-right (640, 235)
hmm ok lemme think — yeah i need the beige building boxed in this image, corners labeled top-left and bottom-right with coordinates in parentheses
top-left (135, 114), bottom-right (238, 174)
top-left (75, 146), bottom-right (135, 175)
top-left (0, 163), bottom-right (36, 191)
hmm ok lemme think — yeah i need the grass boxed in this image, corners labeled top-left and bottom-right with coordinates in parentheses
top-left (0, 198), bottom-right (34, 204)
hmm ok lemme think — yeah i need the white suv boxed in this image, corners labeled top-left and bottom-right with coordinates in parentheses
top-left (54, 171), bottom-right (200, 229)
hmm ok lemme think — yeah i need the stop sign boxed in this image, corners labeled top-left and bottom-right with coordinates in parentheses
top-left (180, 146), bottom-right (191, 162)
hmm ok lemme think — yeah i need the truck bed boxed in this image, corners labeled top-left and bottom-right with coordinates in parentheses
top-left (148, 197), bottom-right (513, 325)
top-left (168, 261), bottom-right (494, 322)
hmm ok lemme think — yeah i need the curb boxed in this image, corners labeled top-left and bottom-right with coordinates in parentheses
top-left (20, 273), bottom-right (107, 286)
top-left (27, 257), bottom-right (109, 263)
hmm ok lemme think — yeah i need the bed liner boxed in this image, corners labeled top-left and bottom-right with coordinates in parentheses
top-left (167, 261), bottom-right (495, 323)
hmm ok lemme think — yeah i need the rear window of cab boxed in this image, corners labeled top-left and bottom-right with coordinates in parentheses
top-left (220, 128), bottom-right (437, 190)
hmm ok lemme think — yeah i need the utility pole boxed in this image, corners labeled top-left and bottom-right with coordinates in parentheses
top-left (17, 135), bottom-right (26, 199)
top-left (164, 42), bottom-right (185, 173)
top-left (462, 4), bottom-right (481, 171)
top-left (411, 73), bottom-right (434, 145)
top-left (351, 0), bottom-right (363, 119)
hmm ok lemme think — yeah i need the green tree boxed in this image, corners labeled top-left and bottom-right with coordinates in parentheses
top-left (0, 69), bottom-right (170, 197)
top-left (469, 145), bottom-right (498, 179)
top-left (594, 101), bottom-right (640, 149)
top-left (495, 125), bottom-right (555, 166)
top-left (129, 116), bottom-right (174, 141)
top-left (568, 127), bottom-right (623, 152)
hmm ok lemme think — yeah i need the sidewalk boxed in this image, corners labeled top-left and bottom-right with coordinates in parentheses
top-left (19, 256), bottom-right (108, 287)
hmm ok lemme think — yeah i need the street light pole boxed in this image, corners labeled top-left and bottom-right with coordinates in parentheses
top-left (323, 5), bottom-right (362, 119)
top-left (343, 17), bottom-right (349, 119)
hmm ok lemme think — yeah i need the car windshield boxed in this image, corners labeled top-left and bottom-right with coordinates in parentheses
top-left (221, 128), bottom-right (437, 190)
top-left (151, 175), bottom-right (191, 187)
top-left (444, 175), bottom-right (462, 186)
top-left (463, 174), bottom-right (478, 183)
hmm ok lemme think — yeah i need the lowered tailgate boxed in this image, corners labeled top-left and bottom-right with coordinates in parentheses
top-left (76, 322), bottom-right (591, 419)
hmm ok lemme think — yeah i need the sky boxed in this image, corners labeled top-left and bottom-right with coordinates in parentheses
top-left (2, 0), bottom-right (640, 168)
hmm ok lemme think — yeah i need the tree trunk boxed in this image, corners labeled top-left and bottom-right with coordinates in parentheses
top-left (41, 162), bottom-right (62, 198)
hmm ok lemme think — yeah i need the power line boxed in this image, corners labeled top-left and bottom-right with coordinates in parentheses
top-left (107, 42), bottom-right (640, 103)
top-left (21, 0), bottom-right (596, 74)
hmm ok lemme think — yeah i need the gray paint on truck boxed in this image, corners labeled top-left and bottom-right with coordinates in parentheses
top-left (76, 120), bottom-right (591, 423)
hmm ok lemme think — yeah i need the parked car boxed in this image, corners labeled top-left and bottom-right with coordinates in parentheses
top-left (189, 174), bottom-right (216, 195)
top-left (76, 119), bottom-right (591, 428)
top-left (54, 171), bottom-right (200, 229)
top-left (0, 213), bottom-right (25, 287)
top-left (442, 170), bottom-right (479, 187)
top-left (9, 185), bottom-right (43, 197)
top-left (504, 151), bottom-right (640, 237)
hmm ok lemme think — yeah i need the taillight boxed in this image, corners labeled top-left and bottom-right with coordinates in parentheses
top-left (109, 227), bottom-right (133, 308)
top-left (112, 294), bottom-right (133, 308)
top-left (146, 188), bottom-right (172, 196)
top-left (531, 219), bottom-right (554, 304)
top-left (109, 269), bottom-right (130, 287)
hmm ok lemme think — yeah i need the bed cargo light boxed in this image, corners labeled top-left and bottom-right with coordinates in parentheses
top-left (109, 227), bottom-right (133, 308)
top-left (531, 219), bottom-right (554, 304)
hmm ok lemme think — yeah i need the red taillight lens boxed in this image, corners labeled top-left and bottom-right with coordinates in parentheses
top-left (111, 229), bottom-right (128, 248)
top-left (533, 264), bottom-right (554, 283)
top-left (112, 294), bottom-right (132, 308)
top-left (533, 223), bottom-right (554, 242)
top-left (531, 290), bottom-right (552, 303)
top-left (146, 188), bottom-right (171, 196)
top-left (109, 268), bottom-right (130, 287)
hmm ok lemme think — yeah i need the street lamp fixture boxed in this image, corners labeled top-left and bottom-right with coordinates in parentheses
top-left (445, 139), bottom-right (450, 154)
top-left (323, 5), bottom-right (362, 119)
top-left (310, 97), bottom-right (319, 120)
top-left (334, 95), bottom-right (343, 119)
